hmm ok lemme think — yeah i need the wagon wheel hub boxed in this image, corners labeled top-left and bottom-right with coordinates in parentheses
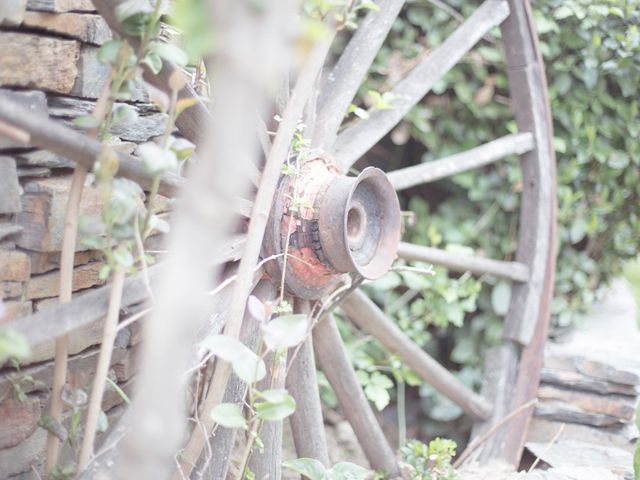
top-left (263, 157), bottom-right (401, 300)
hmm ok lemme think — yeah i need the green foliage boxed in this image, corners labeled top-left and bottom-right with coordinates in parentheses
top-left (400, 438), bottom-right (457, 480)
top-left (283, 458), bottom-right (370, 480)
top-left (210, 403), bottom-right (248, 429)
top-left (0, 329), bottom-right (30, 365)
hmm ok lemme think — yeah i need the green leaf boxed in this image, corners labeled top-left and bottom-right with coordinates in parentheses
top-left (113, 248), bottom-right (134, 268)
top-left (112, 104), bottom-right (139, 126)
top-left (142, 52), bottom-right (163, 74)
top-left (262, 314), bottom-right (308, 350)
top-left (491, 281), bottom-right (511, 316)
top-left (150, 42), bottom-right (189, 67)
top-left (282, 458), bottom-right (326, 480)
top-left (210, 403), bottom-right (247, 429)
top-left (634, 444), bottom-right (640, 480)
top-left (325, 462), bottom-right (370, 480)
top-left (0, 328), bottom-right (30, 364)
top-left (98, 40), bottom-right (124, 65)
top-left (200, 335), bottom-right (266, 384)
top-left (363, 372), bottom-right (393, 411)
top-left (96, 410), bottom-right (109, 433)
top-left (255, 389), bottom-right (296, 421)
top-left (138, 142), bottom-right (179, 176)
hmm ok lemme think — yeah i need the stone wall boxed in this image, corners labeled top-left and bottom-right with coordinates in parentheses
top-left (0, 3), bottom-right (165, 476)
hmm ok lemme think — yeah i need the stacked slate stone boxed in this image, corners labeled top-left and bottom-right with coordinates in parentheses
top-left (0, 2), bottom-right (167, 477)
top-left (525, 281), bottom-right (640, 480)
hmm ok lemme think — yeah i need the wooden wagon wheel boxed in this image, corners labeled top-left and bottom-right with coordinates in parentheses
top-left (187, 0), bottom-right (555, 475)
top-left (0, 0), bottom-right (555, 477)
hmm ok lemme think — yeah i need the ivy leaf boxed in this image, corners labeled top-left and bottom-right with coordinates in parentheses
top-left (491, 281), bottom-right (511, 316)
top-left (210, 403), bottom-right (247, 429)
top-left (261, 314), bottom-right (308, 351)
top-left (363, 372), bottom-right (393, 411)
top-left (325, 462), bottom-right (370, 480)
top-left (200, 335), bottom-right (266, 384)
top-left (282, 458), bottom-right (326, 480)
top-left (255, 389), bottom-right (296, 421)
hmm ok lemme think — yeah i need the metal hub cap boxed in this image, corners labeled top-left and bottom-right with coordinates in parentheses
top-left (263, 157), bottom-right (401, 300)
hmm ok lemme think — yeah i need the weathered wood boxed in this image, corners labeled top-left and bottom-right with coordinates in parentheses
top-left (313, 0), bottom-right (406, 150)
top-left (334, 0), bottom-right (510, 170)
top-left (500, 0), bottom-right (555, 346)
top-left (248, 351), bottom-right (286, 480)
top-left (0, 32), bottom-right (80, 94)
top-left (0, 90), bottom-right (47, 151)
top-left (22, 12), bottom-right (111, 45)
top-left (469, 345), bottom-right (519, 462)
top-left (0, 224), bottom-right (23, 243)
top-left (389, 133), bottom-right (534, 191)
top-left (313, 314), bottom-right (399, 475)
top-left (47, 96), bottom-right (158, 118)
top-left (342, 289), bottom-right (492, 420)
top-left (26, 0), bottom-right (94, 12)
top-left (286, 302), bottom-right (330, 465)
top-left (0, 94), bottom-right (185, 198)
top-left (397, 242), bottom-right (530, 282)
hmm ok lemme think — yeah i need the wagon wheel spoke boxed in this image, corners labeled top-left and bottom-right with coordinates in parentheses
top-left (397, 242), bottom-right (530, 282)
top-left (313, 0), bottom-right (406, 149)
top-left (313, 314), bottom-right (399, 475)
top-left (388, 132), bottom-right (535, 191)
top-left (286, 301), bottom-right (330, 465)
top-left (341, 290), bottom-right (493, 420)
top-left (334, 0), bottom-right (510, 172)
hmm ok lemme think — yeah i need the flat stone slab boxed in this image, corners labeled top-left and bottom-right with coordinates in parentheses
top-left (525, 440), bottom-right (632, 479)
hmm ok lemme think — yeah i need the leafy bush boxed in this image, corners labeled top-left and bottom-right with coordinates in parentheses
top-left (343, 0), bottom-right (639, 430)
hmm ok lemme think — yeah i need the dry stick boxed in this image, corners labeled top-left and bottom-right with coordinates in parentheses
top-left (176, 29), bottom-right (335, 476)
top-left (77, 267), bottom-right (127, 472)
top-left (452, 398), bottom-right (538, 468)
top-left (527, 423), bottom-right (564, 473)
top-left (45, 85), bottom-right (112, 474)
top-left (45, 165), bottom-right (89, 474)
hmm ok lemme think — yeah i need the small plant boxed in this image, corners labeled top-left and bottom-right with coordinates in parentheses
top-left (283, 458), bottom-right (370, 480)
top-left (400, 438), bottom-right (458, 480)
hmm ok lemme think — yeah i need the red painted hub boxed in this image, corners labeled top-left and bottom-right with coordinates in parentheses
top-left (263, 156), bottom-right (401, 300)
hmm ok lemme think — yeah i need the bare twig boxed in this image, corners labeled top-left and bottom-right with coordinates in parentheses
top-left (453, 398), bottom-right (538, 468)
top-left (46, 83), bottom-right (112, 474)
top-left (528, 423), bottom-right (565, 472)
top-left (77, 267), bottom-right (127, 471)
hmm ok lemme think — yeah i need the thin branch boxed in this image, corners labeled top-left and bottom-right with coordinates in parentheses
top-left (528, 423), bottom-right (565, 473)
top-left (452, 398), bottom-right (538, 468)
top-left (77, 267), bottom-right (127, 471)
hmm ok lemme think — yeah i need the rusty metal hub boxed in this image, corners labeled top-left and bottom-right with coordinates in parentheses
top-left (263, 157), bottom-right (401, 300)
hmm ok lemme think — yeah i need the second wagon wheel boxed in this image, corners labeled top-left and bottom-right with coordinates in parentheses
top-left (184, 0), bottom-right (556, 476)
